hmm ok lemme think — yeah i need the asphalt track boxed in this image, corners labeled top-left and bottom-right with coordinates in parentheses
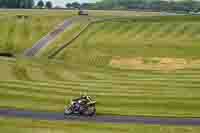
top-left (24, 17), bottom-right (75, 56)
top-left (1, 109), bottom-right (200, 126)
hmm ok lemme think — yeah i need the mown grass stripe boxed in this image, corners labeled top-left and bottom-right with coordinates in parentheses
top-left (2, 78), bottom-right (200, 88)
top-left (0, 83), bottom-right (188, 97)
top-left (2, 79), bottom-right (200, 90)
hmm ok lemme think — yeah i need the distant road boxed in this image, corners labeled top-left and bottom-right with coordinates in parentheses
top-left (160, 12), bottom-right (186, 16)
top-left (1, 109), bottom-right (200, 126)
top-left (24, 17), bottom-right (75, 57)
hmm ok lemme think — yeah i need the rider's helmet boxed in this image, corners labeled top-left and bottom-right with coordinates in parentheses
top-left (86, 96), bottom-right (92, 101)
top-left (79, 92), bottom-right (93, 103)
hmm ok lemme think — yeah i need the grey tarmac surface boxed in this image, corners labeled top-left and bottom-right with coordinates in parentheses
top-left (1, 109), bottom-right (200, 126)
top-left (24, 17), bottom-right (75, 56)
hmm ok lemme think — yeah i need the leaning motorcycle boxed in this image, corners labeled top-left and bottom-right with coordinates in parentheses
top-left (64, 97), bottom-right (96, 116)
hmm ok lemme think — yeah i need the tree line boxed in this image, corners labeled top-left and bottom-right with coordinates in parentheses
top-left (0, 0), bottom-right (53, 9)
top-left (36, 0), bottom-right (52, 9)
top-left (0, 0), bottom-right (199, 12)
top-left (67, 0), bottom-right (200, 13)
top-left (0, 0), bottom-right (34, 8)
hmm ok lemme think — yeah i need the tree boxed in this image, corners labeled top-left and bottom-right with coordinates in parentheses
top-left (8, 0), bottom-right (17, 8)
top-left (37, 0), bottom-right (44, 8)
top-left (71, 2), bottom-right (80, 9)
top-left (45, 1), bottom-right (52, 8)
top-left (18, 0), bottom-right (34, 8)
top-left (66, 3), bottom-right (71, 8)
top-left (93, 0), bottom-right (199, 12)
top-left (27, 0), bottom-right (34, 8)
top-left (81, 3), bottom-right (91, 9)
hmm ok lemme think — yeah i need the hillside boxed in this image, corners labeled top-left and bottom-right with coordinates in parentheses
top-left (58, 16), bottom-right (200, 62)
top-left (0, 15), bottom-right (200, 117)
top-left (0, 10), bottom-right (74, 55)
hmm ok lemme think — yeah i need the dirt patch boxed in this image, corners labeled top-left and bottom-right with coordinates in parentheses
top-left (110, 57), bottom-right (200, 71)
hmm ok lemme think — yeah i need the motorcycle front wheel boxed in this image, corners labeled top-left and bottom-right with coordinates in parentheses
top-left (64, 107), bottom-right (73, 116)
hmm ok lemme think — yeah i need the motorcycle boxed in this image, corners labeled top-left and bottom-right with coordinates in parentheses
top-left (64, 96), bottom-right (96, 116)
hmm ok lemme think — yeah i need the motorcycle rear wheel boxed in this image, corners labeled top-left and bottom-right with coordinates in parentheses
top-left (82, 106), bottom-right (96, 116)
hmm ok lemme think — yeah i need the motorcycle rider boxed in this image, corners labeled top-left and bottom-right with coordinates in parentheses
top-left (72, 94), bottom-right (92, 111)
top-left (64, 94), bottom-right (96, 116)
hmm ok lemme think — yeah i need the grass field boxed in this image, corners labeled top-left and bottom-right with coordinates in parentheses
top-left (1, 13), bottom-right (200, 131)
top-left (0, 10), bottom-right (75, 55)
top-left (1, 57), bottom-right (200, 117)
top-left (1, 117), bottom-right (200, 133)
top-left (57, 16), bottom-right (200, 59)
top-left (87, 10), bottom-right (162, 17)
top-left (1, 16), bottom-right (200, 117)
top-left (38, 16), bottom-right (90, 57)
top-left (0, 9), bottom-right (160, 55)
top-left (46, 15), bottom-right (200, 117)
